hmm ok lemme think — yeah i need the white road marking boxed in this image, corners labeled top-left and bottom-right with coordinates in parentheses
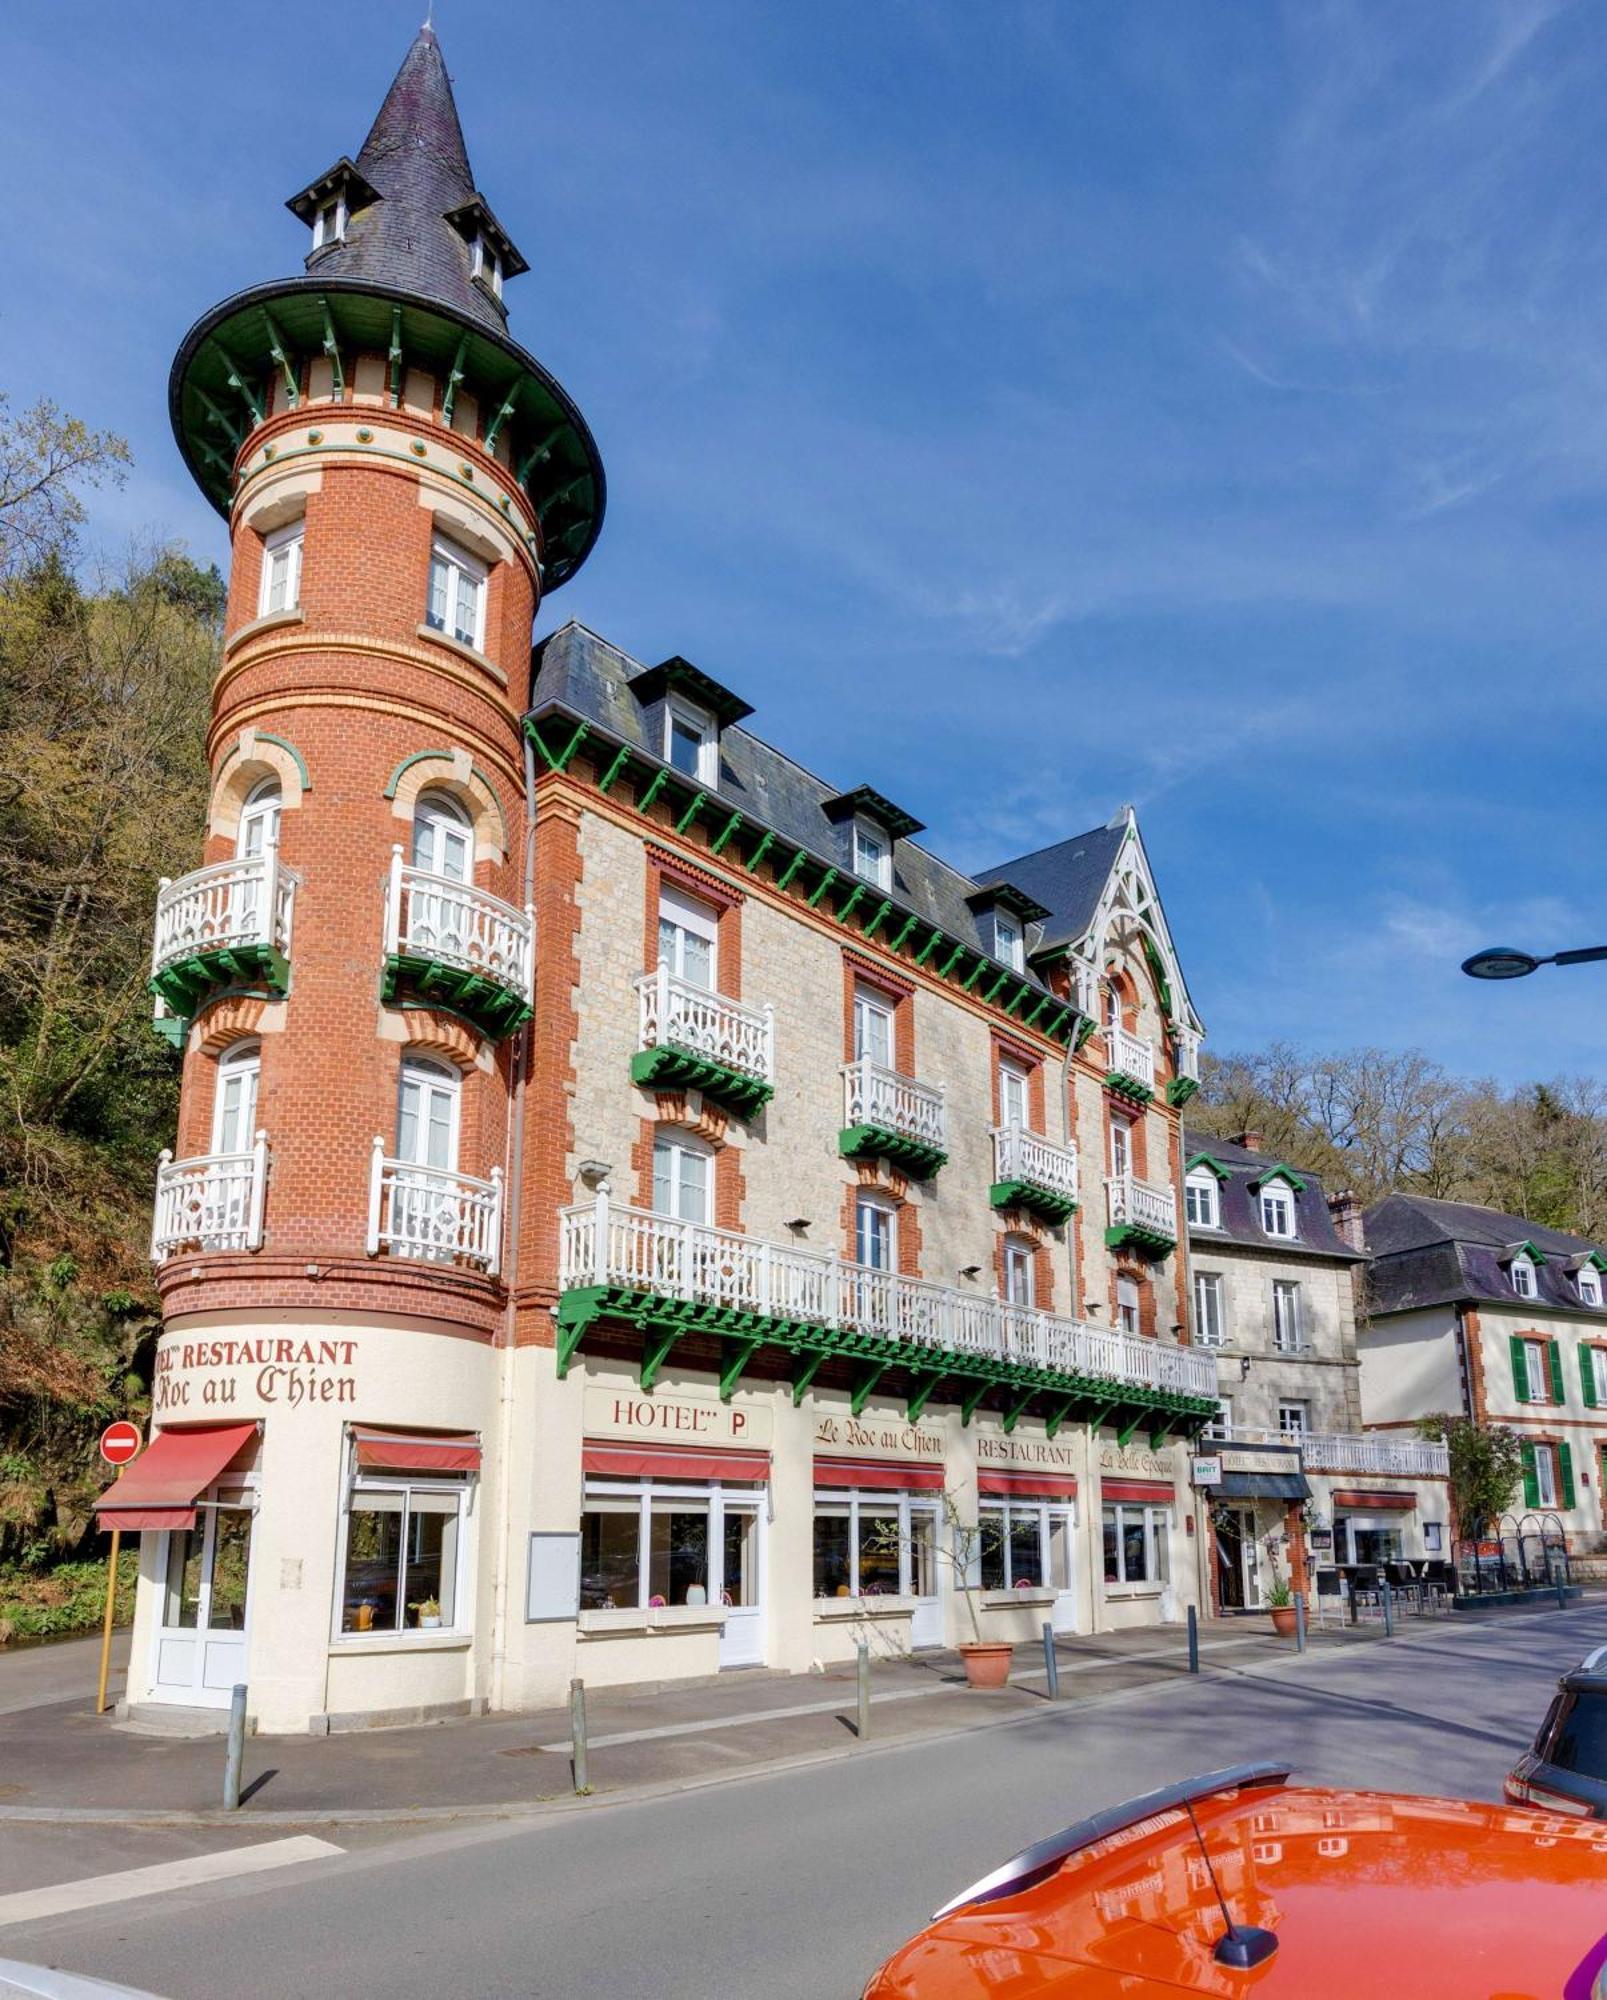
top-left (0, 1835), bottom-right (344, 1929)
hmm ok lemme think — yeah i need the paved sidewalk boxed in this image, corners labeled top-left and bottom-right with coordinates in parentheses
top-left (0, 1617), bottom-right (1381, 1823)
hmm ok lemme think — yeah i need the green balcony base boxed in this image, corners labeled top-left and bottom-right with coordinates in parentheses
top-left (989, 1180), bottom-right (1077, 1226)
top-left (1166, 1076), bottom-right (1200, 1108)
top-left (1104, 1070), bottom-right (1155, 1106)
top-left (150, 943), bottom-right (288, 1022)
top-left (839, 1125), bottom-right (948, 1180)
top-left (383, 953), bottom-right (531, 1042)
top-left (555, 1284), bottom-right (1217, 1431)
top-left (630, 1044), bottom-right (774, 1119)
top-left (1105, 1222), bottom-right (1177, 1260)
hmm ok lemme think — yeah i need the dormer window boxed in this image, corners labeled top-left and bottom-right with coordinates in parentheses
top-left (1579, 1265), bottom-right (1602, 1308)
top-left (470, 234), bottom-right (503, 299)
top-left (1510, 1252), bottom-right (1537, 1299)
top-left (1185, 1171), bottom-right (1220, 1231)
top-left (665, 697), bottom-right (716, 784)
top-left (852, 818), bottom-right (890, 890)
top-left (311, 195), bottom-right (346, 251)
top-left (993, 913), bottom-right (1024, 972)
top-left (1259, 1184), bottom-right (1297, 1239)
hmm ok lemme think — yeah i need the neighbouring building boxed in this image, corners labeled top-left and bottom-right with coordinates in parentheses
top-left (1181, 1131), bottom-right (1449, 1611)
top-left (98, 28), bottom-right (1224, 1731)
top-left (1359, 1195), bottom-right (1607, 1554)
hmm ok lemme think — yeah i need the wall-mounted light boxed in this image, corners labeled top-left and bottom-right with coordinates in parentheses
top-left (959, 1264), bottom-right (983, 1281)
top-left (786, 1217), bottom-right (811, 1234)
top-left (578, 1159), bottom-right (612, 1190)
top-left (1239, 1355), bottom-right (1252, 1381)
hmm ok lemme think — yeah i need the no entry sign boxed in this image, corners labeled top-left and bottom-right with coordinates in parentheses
top-left (99, 1421), bottom-right (142, 1466)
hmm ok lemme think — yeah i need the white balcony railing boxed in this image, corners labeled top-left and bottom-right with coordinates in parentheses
top-left (1104, 1023), bottom-right (1156, 1091)
top-left (993, 1124), bottom-right (1079, 1206)
top-left (366, 1138), bottom-right (504, 1275)
top-left (842, 1059), bottom-right (946, 1148)
top-left (384, 847), bottom-right (533, 1005)
top-left (636, 966), bottom-right (775, 1084)
top-left (1174, 1026), bottom-right (1202, 1086)
top-left (560, 1193), bottom-right (1218, 1402)
top-left (1105, 1174), bottom-right (1178, 1241)
top-left (1203, 1424), bottom-right (1449, 1479)
top-left (151, 1134), bottom-right (268, 1261)
top-left (152, 854), bottom-right (294, 977)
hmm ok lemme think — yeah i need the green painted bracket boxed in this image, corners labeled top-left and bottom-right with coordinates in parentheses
top-left (387, 306), bottom-right (404, 406)
top-left (959, 1380), bottom-right (991, 1426)
top-left (710, 811), bottom-right (744, 857)
top-left (317, 298), bottom-right (345, 398)
top-left (745, 829), bottom-right (776, 876)
top-left (517, 423), bottom-right (565, 485)
top-left (211, 339), bottom-right (265, 425)
top-left (532, 719), bottom-right (589, 775)
top-left (1024, 995), bottom-right (1051, 1030)
top-left (596, 744), bottom-right (632, 795)
top-left (791, 1352), bottom-right (827, 1407)
top-left (440, 331), bottom-right (469, 426)
top-left (1147, 1418), bottom-right (1175, 1451)
top-left (1116, 1413), bottom-right (1144, 1449)
top-left (640, 1324), bottom-right (682, 1392)
top-left (860, 897), bottom-right (893, 941)
top-left (775, 849), bottom-right (808, 894)
top-left (938, 942), bottom-right (967, 979)
top-left (1044, 1396), bottom-right (1077, 1442)
top-left (806, 866), bottom-right (839, 910)
top-left (907, 1372), bottom-right (943, 1423)
top-left (194, 385), bottom-right (244, 450)
top-left (1005, 982), bottom-right (1029, 1017)
top-left (1000, 1387), bottom-right (1037, 1436)
top-left (1085, 1400), bottom-right (1118, 1436)
top-left (483, 390), bottom-right (520, 456)
top-left (836, 882), bottom-right (867, 926)
top-left (889, 913), bottom-right (920, 954)
top-left (914, 927), bottom-right (944, 967)
top-left (262, 309), bottom-right (300, 408)
top-left (673, 790), bottom-right (707, 836)
top-left (850, 1363), bottom-right (890, 1419)
top-left (637, 768), bottom-right (670, 815)
top-left (720, 1337), bottom-right (764, 1402)
top-left (962, 956), bottom-right (988, 993)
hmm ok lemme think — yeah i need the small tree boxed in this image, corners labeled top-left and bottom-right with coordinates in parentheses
top-left (1416, 1414), bottom-right (1524, 1541)
top-left (862, 1487), bottom-right (1001, 1646)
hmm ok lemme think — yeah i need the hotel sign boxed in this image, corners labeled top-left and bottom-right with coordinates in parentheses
top-left (583, 1386), bottom-right (773, 1449)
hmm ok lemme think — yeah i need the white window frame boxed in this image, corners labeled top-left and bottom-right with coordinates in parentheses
top-left (855, 1191), bottom-right (897, 1272)
top-left (851, 817), bottom-right (891, 891)
top-left (471, 233), bottom-right (503, 299)
top-left (1116, 1273), bottom-right (1140, 1335)
top-left (993, 913), bottom-right (1024, 972)
top-left (211, 1042), bottom-right (261, 1156)
top-left (1193, 1271), bottom-right (1225, 1348)
top-left (657, 884), bottom-right (719, 990)
top-left (1592, 1348), bottom-right (1607, 1404)
top-left (653, 1130), bottom-right (712, 1225)
top-left (997, 1056), bottom-right (1030, 1132)
top-left (580, 1474), bottom-right (759, 1613)
top-left (258, 520), bottom-right (304, 618)
top-left (1272, 1279), bottom-right (1304, 1354)
top-left (663, 696), bottom-right (717, 785)
top-left (1579, 1265), bottom-right (1602, 1308)
top-left (978, 1499), bottom-right (1075, 1593)
top-left (236, 777), bottom-right (282, 861)
top-left (1003, 1238), bottom-right (1035, 1308)
top-left (1109, 1112), bottom-right (1133, 1180)
top-left (333, 1470), bottom-right (472, 1640)
top-left (1276, 1401), bottom-right (1308, 1436)
top-left (1510, 1253), bottom-right (1537, 1300)
top-left (1423, 1522), bottom-right (1443, 1554)
top-left (426, 533), bottom-right (488, 653)
top-left (1533, 1442), bottom-right (1559, 1510)
top-left (311, 193), bottom-right (347, 250)
top-left (1523, 1338), bottom-right (1548, 1404)
top-left (1259, 1183), bottom-right (1297, 1239)
top-left (1184, 1172), bottom-right (1220, 1230)
top-left (1102, 1502), bottom-right (1171, 1589)
top-left (1209, 1395), bottom-right (1234, 1440)
top-left (852, 983), bottom-right (895, 1068)
top-left (813, 1488), bottom-right (943, 1601)
top-left (411, 789), bottom-right (473, 883)
top-left (396, 1054), bottom-right (461, 1173)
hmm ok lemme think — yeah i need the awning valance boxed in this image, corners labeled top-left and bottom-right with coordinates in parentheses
top-left (584, 1441), bottom-right (771, 1483)
top-left (1332, 1489), bottom-right (1415, 1512)
top-left (1216, 1470), bottom-right (1311, 1503)
top-left (814, 1457), bottom-right (945, 1492)
top-left (979, 1471), bottom-right (1079, 1501)
top-left (353, 1428), bottom-right (481, 1474)
top-left (1103, 1479), bottom-right (1175, 1504)
top-left (93, 1422), bottom-right (258, 1533)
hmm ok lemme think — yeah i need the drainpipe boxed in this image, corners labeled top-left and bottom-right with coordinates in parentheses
top-left (487, 723), bottom-right (540, 1713)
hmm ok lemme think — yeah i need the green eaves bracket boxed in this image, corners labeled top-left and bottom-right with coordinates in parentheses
top-left (1116, 1411), bottom-right (1144, 1449)
top-left (1166, 1075), bottom-right (1200, 1108)
top-left (907, 1372), bottom-right (944, 1423)
top-left (959, 1380), bottom-right (991, 1426)
top-left (1148, 1416), bottom-right (1176, 1451)
top-left (640, 1323), bottom-right (682, 1392)
top-left (720, 1337), bottom-right (765, 1402)
top-left (1044, 1396), bottom-right (1077, 1441)
top-left (1085, 1400), bottom-right (1118, 1436)
top-left (850, 1363), bottom-right (890, 1418)
top-left (1105, 1070), bottom-right (1156, 1106)
top-left (989, 1180), bottom-right (1077, 1227)
top-left (1000, 1387), bottom-right (1037, 1435)
top-left (792, 1352), bottom-right (827, 1407)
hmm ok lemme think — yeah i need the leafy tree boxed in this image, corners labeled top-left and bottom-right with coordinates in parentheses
top-left (1414, 1416), bottom-right (1524, 1542)
top-left (0, 396), bottom-right (130, 577)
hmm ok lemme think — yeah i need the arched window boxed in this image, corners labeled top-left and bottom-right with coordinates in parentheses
top-left (212, 1042), bottom-right (261, 1156)
top-left (652, 1130), bottom-right (711, 1225)
top-left (396, 1055), bottom-right (460, 1172)
top-left (1509, 1252), bottom-right (1536, 1300)
top-left (411, 790), bottom-right (472, 883)
top-left (1102, 976), bottom-right (1122, 1030)
top-left (237, 777), bottom-right (282, 859)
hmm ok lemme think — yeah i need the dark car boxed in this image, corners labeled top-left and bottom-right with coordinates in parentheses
top-left (1506, 1643), bottom-right (1607, 1818)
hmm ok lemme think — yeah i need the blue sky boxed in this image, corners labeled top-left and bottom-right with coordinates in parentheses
top-left (4, 1), bottom-right (1603, 1083)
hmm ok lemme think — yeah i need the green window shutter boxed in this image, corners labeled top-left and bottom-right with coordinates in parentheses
top-left (1559, 1441), bottom-right (1576, 1511)
top-left (1509, 1334), bottom-right (1528, 1401)
top-left (1520, 1439), bottom-right (1538, 1509)
top-left (1547, 1341), bottom-right (1565, 1403)
top-left (1583, 1347), bottom-right (1600, 1410)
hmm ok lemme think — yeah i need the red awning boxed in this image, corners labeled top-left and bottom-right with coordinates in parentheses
top-left (979, 1470), bottom-right (1079, 1501)
top-left (584, 1441), bottom-right (771, 1483)
top-left (353, 1428), bottom-right (481, 1475)
top-left (1102, 1478), bottom-right (1174, 1504)
top-left (814, 1457), bottom-right (946, 1493)
top-left (1332, 1489), bottom-right (1416, 1512)
top-left (93, 1422), bottom-right (258, 1533)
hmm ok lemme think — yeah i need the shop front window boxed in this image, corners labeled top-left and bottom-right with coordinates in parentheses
top-left (581, 1479), bottom-right (757, 1610)
top-left (812, 1489), bottom-right (935, 1599)
top-left (339, 1480), bottom-right (465, 1634)
top-left (1102, 1503), bottom-right (1171, 1587)
top-left (979, 1502), bottom-right (1073, 1591)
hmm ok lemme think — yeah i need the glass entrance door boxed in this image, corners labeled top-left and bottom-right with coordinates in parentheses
top-left (152, 1495), bottom-right (254, 1708)
top-left (907, 1501), bottom-right (942, 1647)
top-left (1048, 1506), bottom-right (1077, 1633)
top-left (715, 1492), bottom-right (764, 1667)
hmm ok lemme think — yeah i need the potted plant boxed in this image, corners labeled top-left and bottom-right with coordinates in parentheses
top-left (413, 1597), bottom-right (443, 1631)
top-left (866, 1490), bottom-right (1014, 1689)
top-left (1264, 1576), bottom-right (1297, 1638)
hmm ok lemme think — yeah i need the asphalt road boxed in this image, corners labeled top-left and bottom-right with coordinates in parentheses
top-left (5, 1602), bottom-right (1603, 2000)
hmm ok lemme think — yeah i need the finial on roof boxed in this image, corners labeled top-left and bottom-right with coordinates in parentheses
top-left (422, 0), bottom-right (434, 31)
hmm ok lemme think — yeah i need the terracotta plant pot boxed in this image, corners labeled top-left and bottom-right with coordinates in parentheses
top-left (1269, 1605), bottom-right (1298, 1638)
top-left (958, 1641), bottom-right (1015, 1689)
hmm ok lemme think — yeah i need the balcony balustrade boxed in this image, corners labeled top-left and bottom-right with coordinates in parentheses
top-left (840, 1058), bottom-right (947, 1177)
top-left (1104, 1023), bottom-right (1157, 1102)
top-left (1168, 1026), bottom-right (1203, 1107)
top-left (381, 846), bottom-right (533, 1040)
top-left (1203, 1424), bottom-right (1449, 1479)
top-left (631, 966), bottom-right (776, 1117)
top-left (991, 1124), bottom-right (1079, 1224)
top-left (150, 855), bottom-right (295, 1019)
top-left (365, 1137), bottom-right (503, 1275)
top-left (559, 1193), bottom-right (1218, 1405)
top-left (151, 1134), bottom-right (269, 1261)
top-left (1104, 1173), bottom-right (1178, 1256)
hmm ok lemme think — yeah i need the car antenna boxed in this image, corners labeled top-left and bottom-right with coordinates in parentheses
top-left (1182, 1798), bottom-right (1278, 1971)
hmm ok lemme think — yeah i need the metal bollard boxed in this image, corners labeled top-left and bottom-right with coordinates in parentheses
top-left (1557, 1572), bottom-right (1567, 1611)
top-left (1294, 1591), bottom-right (1306, 1654)
top-left (222, 1683), bottom-right (247, 1810)
top-left (1381, 1578), bottom-right (1394, 1638)
top-left (856, 1641), bottom-right (871, 1741)
top-left (1186, 1603), bottom-right (1199, 1674)
top-left (1042, 1622), bottom-right (1060, 1700)
top-left (570, 1677), bottom-right (590, 1794)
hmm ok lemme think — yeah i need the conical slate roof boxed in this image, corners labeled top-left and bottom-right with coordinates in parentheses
top-left (290, 25), bottom-right (524, 340)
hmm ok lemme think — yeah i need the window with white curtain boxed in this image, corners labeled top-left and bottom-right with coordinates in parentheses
top-left (426, 534), bottom-right (487, 651)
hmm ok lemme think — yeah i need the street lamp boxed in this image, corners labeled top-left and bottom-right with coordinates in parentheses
top-left (1461, 943), bottom-right (1607, 981)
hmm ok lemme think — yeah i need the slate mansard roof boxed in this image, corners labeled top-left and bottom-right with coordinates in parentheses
top-left (529, 621), bottom-right (1147, 994)
top-left (1180, 1130), bottom-right (1363, 1262)
top-left (975, 823), bottom-right (1129, 957)
top-left (1364, 1194), bottom-right (1607, 1320)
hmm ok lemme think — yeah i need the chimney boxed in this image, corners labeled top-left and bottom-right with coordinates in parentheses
top-left (1328, 1190), bottom-right (1365, 1252)
top-left (1232, 1130), bottom-right (1262, 1153)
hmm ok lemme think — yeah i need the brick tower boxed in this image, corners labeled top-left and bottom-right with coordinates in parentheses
top-left (122, 27), bottom-right (602, 1728)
